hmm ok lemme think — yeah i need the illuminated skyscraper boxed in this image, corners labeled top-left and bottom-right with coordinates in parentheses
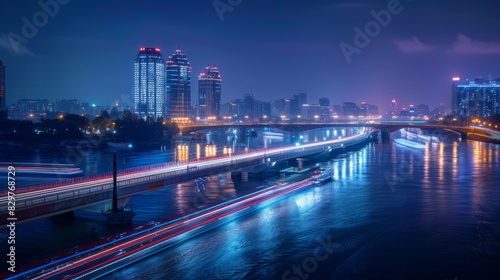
top-left (198, 66), bottom-right (221, 119)
top-left (291, 92), bottom-right (307, 116)
top-left (243, 93), bottom-right (255, 120)
top-left (319, 97), bottom-right (330, 120)
top-left (166, 48), bottom-right (191, 120)
top-left (451, 77), bottom-right (460, 115)
top-left (390, 99), bottom-right (397, 116)
top-left (0, 60), bottom-right (5, 111)
top-left (134, 47), bottom-right (165, 119)
top-left (454, 78), bottom-right (500, 117)
top-left (359, 102), bottom-right (378, 117)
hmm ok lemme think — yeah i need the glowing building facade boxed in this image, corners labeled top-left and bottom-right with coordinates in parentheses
top-left (134, 48), bottom-right (165, 119)
top-left (198, 66), bottom-right (221, 119)
top-left (166, 48), bottom-right (191, 120)
top-left (454, 78), bottom-right (500, 117)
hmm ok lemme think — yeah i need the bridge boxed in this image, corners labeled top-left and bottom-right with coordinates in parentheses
top-left (178, 121), bottom-right (495, 143)
top-left (0, 128), bottom-right (374, 227)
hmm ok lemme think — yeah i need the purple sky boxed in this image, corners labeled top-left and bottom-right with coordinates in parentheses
top-left (1, 0), bottom-right (500, 113)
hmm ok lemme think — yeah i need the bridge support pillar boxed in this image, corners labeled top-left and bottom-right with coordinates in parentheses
top-left (241, 171), bottom-right (248, 182)
top-left (296, 158), bottom-right (308, 169)
top-left (381, 129), bottom-right (391, 144)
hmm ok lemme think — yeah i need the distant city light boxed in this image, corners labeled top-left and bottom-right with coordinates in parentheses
top-left (452, 77), bottom-right (460, 81)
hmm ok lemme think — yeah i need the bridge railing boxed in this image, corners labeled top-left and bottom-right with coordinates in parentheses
top-left (4, 130), bottom-right (371, 211)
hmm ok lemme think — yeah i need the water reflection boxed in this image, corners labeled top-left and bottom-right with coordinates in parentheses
top-left (7, 135), bottom-right (500, 279)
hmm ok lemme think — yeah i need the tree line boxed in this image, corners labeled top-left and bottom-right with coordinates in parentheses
top-left (0, 110), bottom-right (179, 147)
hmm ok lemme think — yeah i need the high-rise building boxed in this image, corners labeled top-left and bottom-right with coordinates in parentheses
top-left (291, 92), bottom-right (307, 116)
top-left (17, 99), bottom-right (51, 118)
top-left (243, 93), bottom-right (255, 120)
top-left (296, 92), bottom-right (307, 106)
top-left (55, 99), bottom-right (82, 115)
top-left (319, 97), bottom-right (329, 107)
top-left (454, 78), bottom-right (500, 117)
top-left (416, 104), bottom-right (430, 117)
top-left (0, 60), bottom-right (5, 111)
top-left (254, 100), bottom-right (271, 119)
top-left (359, 102), bottom-right (379, 117)
top-left (332, 104), bottom-right (342, 116)
top-left (198, 66), bottom-right (221, 119)
top-left (261, 101), bottom-right (271, 118)
top-left (301, 104), bottom-right (321, 120)
top-left (390, 99), bottom-right (397, 116)
top-left (343, 102), bottom-right (359, 116)
top-left (451, 77), bottom-right (460, 115)
top-left (273, 98), bottom-right (290, 117)
top-left (232, 99), bottom-right (243, 117)
top-left (221, 102), bottom-right (238, 117)
top-left (319, 97), bottom-right (330, 120)
top-left (166, 48), bottom-right (191, 120)
top-left (134, 47), bottom-right (165, 119)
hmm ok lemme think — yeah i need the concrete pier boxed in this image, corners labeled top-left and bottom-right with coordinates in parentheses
top-left (381, 129), bottom-right (391, 144)
top-left (241, 171), bottom-right (248, 182)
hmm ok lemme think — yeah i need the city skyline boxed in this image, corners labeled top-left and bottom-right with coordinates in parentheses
top-left (2, 2), bottom-right (500, 278)
top-left (1, 0), bottom-right (500, 114)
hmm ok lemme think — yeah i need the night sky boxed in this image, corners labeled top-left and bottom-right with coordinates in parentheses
top-left (1, 0), bottom-right (500, 113)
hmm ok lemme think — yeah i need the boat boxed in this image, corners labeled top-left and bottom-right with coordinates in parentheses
top-left (400, 129), bottom-right (439, 143)
top-left (393, 138), bottom-right (426, 149)
top-left (312, 167), bottom-right (333, 185)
